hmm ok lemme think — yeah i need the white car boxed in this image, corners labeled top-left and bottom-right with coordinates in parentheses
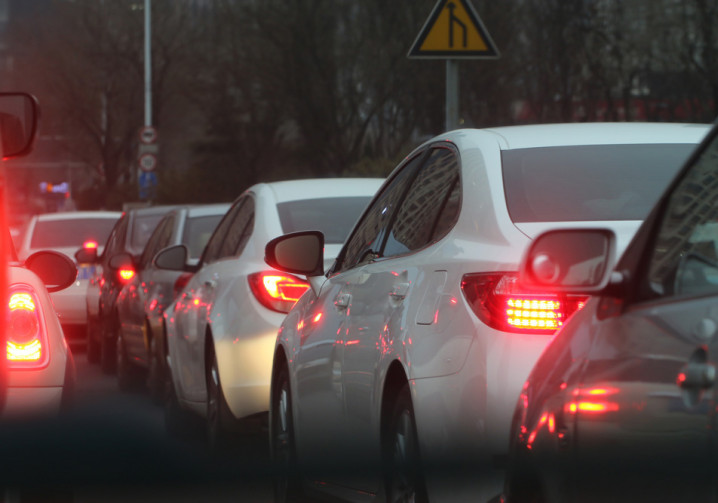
top-left (16, 211), bottom-right (122, 346)
top-left (6, 232), bottom-right (78, 419)
top-left (160, 178), bottom-right (384, 447)
top-left (264, 123), bottom-right (710, 502)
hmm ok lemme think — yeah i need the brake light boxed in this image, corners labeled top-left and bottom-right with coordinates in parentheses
top-left (7, 286), bottom-right (49, 368)
top-left (460, 273), bottom-right (587, 334)
top-left (248, 271), bottom-right (310, 313)
top-left (118, 267), bottom-right (135, 283)
top-left (83, 240), bottom-right (98, 250)
top-left (173, 272), bottom-right (193, 300)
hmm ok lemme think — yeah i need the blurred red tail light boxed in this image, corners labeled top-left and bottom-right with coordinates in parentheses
top-left (460, 273), bottom-right (587, 334)
top-left (248, 271), bottom-right (310, 313)
top-left (118, 267), bottom-right (135, 283)
top-left (7, 286), bottom-right (49, 368)
top-left (83, 240), bottom-right (98, 250)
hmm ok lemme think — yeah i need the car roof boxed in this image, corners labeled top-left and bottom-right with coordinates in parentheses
top-left (31, 211), bottom-right (122, 221)
top-left (127, 205), bottom-right (184, 217)
top-left (436, 122), bottom-right (712, 150)
top-left (253, 178), bottom-right (385, 204)
top-left (186, 203), bottom-right (232, 218)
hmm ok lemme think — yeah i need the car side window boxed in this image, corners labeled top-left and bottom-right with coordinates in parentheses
top-left (647, 134), bottom-right (718, 298)
top-left (338, 153), bottom-right (426, 271)
top-left (202, 199), bottom-right (244, 264)
top-left (382, 147), bottom-right (460, 258)
top-left (104, 216), bottom-right (128, 259)
top-left (140, 216), bottom-right (171, 268)
top-left (219, 197), bottom-right (255, 258)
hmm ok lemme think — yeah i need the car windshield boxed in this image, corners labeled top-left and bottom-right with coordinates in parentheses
top-left (277, 196), bottom-right (372, 244)
top-left (502, 143), bottom-right (697, 222)
top-left (182, 214), bottom-right (225, 259)
top-left (130, 213), bottom-right (165, 251)
top-left (29, 218), bottom-right (117, 249)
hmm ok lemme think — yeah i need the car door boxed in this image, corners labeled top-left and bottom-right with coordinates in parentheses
top-left (339, 146), bottom-right (461, 490)
top-left (174, 197), bottom-right (253, 402)
top-left (123, 215), bottom-right (175, 363)
top-left (292, 152), bottom-right (426, 482)
top-left (569, 133), bottom-right (718, 500)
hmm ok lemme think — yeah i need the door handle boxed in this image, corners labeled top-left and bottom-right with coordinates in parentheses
top-left (389, 282), bottom-right (410, 300)
top-left (335, 293), bottom-right (351, 310)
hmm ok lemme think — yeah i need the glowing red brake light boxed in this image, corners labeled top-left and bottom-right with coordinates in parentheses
top-left (248, 271), bottom-right (310, 313)
top-left (118, 267), bottom-right (135, 283)
top-left (7, 286), bottom-right (48, 367)
top-left (83, 240), bottom-right (98, 250)
top-left (460, 273), bottom-right (587, 334)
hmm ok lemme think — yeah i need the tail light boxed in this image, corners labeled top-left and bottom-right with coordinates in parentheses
top-left (248, 271), bottom-right (310, 314)
top-left (83, 240), bottom-right (98, 250)
top-left (117, 267), bottom-right (135, 283)
top-left (173, 272), bottom-right (193, 300)
top-left (460, 273), bottom-right (587, 334)
top-left (7, 285), bottom-right (49, 368)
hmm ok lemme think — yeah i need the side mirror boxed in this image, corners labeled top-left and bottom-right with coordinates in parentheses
top-left (265, 231), bottom-right (325, 277)
top-left (0, 93), bottom-right (39, 159)
top-left (519, 229), bottom-right (616, 293)
top-left (154, 244), bottom-right (188, 271)
top-left (75, 247), bottom-right (99, 264)
top-left (108, 252), bottom-right (134, 270)
top-left (24, 251), bottom-right (77, 293)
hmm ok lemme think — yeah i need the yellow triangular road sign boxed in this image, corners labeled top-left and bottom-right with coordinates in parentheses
top-left (408, 0), bottom-right (499, 59)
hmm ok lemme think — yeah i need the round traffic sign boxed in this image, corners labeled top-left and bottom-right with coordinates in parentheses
top-left (139, 126), bottom-right (158, 144)
top-left (138, 152), bottom-right (157, 172)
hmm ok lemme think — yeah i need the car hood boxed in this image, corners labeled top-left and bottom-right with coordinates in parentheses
top-left (513, 220), bottom-right (642, 259)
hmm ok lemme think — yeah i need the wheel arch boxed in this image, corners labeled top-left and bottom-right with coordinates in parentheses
top-left (380, 359), bottom-right (411, 450)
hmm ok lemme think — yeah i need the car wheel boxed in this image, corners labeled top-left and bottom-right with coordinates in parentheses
top-left (100, 318), bottom-right (117, 374)
top-left (86, 317), bottom-right (99, 364)
top-left (116, 329), bottom-right (144, 392)
top-left (147, 332), bottom-right (165, 405)
top-left (383, 382), bottom-right (428, 503)
top-left (206, 346), bottom-right (236, 452)
top-left (271, 363), bottom-right (304, 502)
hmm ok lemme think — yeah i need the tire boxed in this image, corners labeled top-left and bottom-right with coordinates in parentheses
top-left (147, 330), bottom-right (165, 405)
top-left (100, 317), bottom-right (117, 374)
top-left (116, 329), bottom-right (144, 392)
top-left (206, 346), bottom-right (237, 453)
top-left (271, 363), bottom-right (304, 502)
top-left (383, 382), bottom-right (428, 503)
top-left (86, 317), bottom-right (100, 364)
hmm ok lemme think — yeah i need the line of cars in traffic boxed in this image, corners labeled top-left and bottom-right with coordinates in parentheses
top-left (17, 120), bottom-right (718, 501)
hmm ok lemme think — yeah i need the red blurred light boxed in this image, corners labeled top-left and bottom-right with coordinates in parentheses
top-left (248, 271), bottom-right (310, 313)
top-left (7, 287), bottom-right (48, 367)
top-left (83, 240), bottom-right (98, 249)
top-left (118, 268), bottom-right (135, 282)
top-left (461, 273), bottom-right (588, 334)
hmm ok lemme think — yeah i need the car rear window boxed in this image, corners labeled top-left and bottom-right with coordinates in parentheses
top-left (182, 214), bottom-right (225, 259)
top-left (277, 196), bottom-right (372, 244)
top-left (502, 143), bottom-right (697, 222)
top-left (130, 213), bottom-right (165, 251)
top-left (30, 218), bottom-right (117, 248)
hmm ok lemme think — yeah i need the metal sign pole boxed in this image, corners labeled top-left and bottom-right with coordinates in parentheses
top-left (446, 59), bottom-right (459, 131)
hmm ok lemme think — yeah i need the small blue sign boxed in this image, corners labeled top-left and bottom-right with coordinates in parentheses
top-left (139, 171), bottom-right (158, 200)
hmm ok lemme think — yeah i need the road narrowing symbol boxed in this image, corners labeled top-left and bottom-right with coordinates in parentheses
top-left (408, 0), bottom-right (499, 59)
